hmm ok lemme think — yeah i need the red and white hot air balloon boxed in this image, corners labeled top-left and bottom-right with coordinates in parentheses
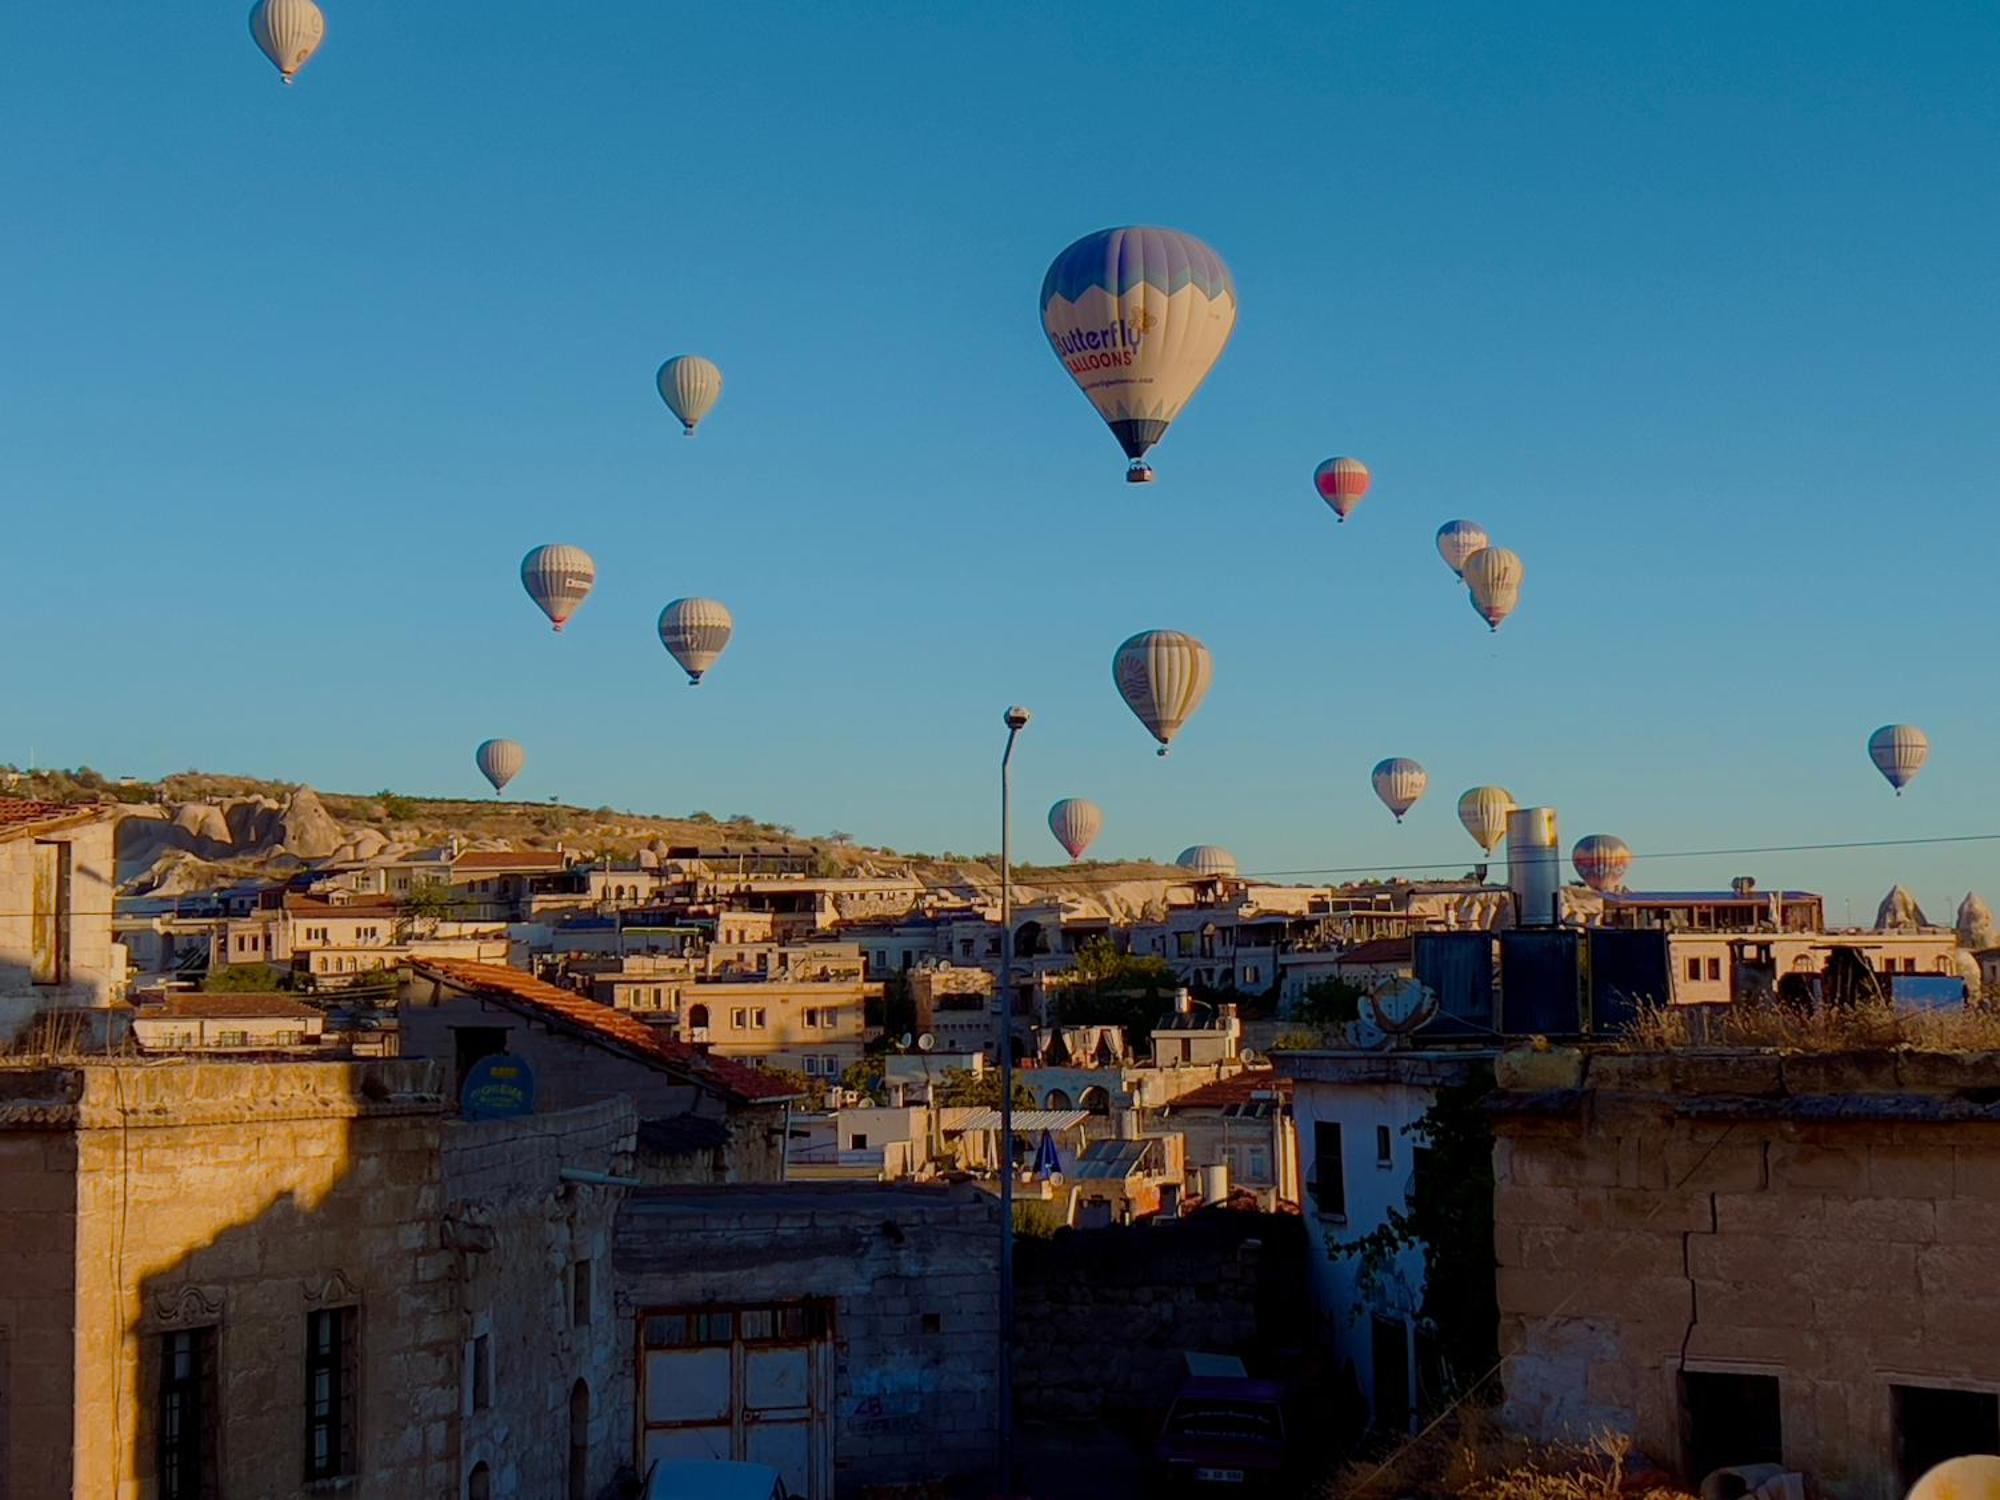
top-left (1314, 457), bottom-right (1371, 522)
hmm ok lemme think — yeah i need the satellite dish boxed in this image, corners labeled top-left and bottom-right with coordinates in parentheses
top-left (1368, 979), bottom-right (1440, 1038)
top-left (1239, 1048), bottom-right (1263, 1067)
top-left (1347, 1016), bottom-right (1390, 1051)
top-left (916, 1033), bottom-right (936, 1052)
top-left (899, 1032), bottom-right (914, 1049)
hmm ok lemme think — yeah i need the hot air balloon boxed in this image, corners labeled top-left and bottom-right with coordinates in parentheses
top-left (248, 0), bottom-right (325, 84)
top-left (1463, 547), bottom-right (1524, 631)
top-left (475, 739), bottom-right (523, 796)
top-left (1572, 835), bottom-right (1632, 892)
top-left (1041, 227), bottom-right (1237, 483)
top-left (1868, 724), bottom-right (1929, 795)
top-left (519, 544), bottom-right (596, 633)
top-left (1314, 457), bottom-right (1371, 521)
top-left (1436, 520), bottom-right (1489, 578)
top-left (1457, 786), bottom-right (1515, 854)
top-left (1176, 845), bottom-right (1238, 878)
top-left (658, 598), bottom-right (734, 684)
top-left (656, 356), bottom-right (722, 437)
top-left (1047, 799), bottom-right (1103, 862)
top-left (1113, 630), bottom-right (1213, 756)
top-left (1371, 758), bottom-right (1429, 823)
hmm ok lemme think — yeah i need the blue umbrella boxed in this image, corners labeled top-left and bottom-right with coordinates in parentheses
top-left (1032, 1129), bottom-right (1064, 1183)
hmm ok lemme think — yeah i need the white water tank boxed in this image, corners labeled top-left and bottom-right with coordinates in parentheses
top-left (1200, 1162), bottom-right (1230, 1203)
top-left (1507, 806), bottom-right (1562, 927)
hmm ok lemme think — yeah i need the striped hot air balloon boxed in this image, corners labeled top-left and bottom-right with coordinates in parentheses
top-left (1436, 520), bottom-right (1489, 578)
top-left (1314, 457), bottom-right (1371, 521)
top-left (1371, 758), bottom-right (1429, 823)
top-left (248, 0), bottom-right (325, 84)
top-left (1041, 227), bottom-right (1237, 483)
top-left (658, 598), bottom-right (734, 684)
top-left (656, 356), bottom-right (723, 436)
top-left (1047, 799), bottom-right (1103, 862)
top-left (1572, 835), bottom-right (1632, 892)
top-left (519, 544), bottom-right (596, 633)
top-left (474, 739), bottom-right (524, 796)
top-left (1868, 724), bottom-right (1929, 795)
top-left (1457, 786), bottom-right (1515, 854)
top-left (1463, 547), bottom-right (1524, 631)
top-left (1113, 630), bottom-right (1213, 756)
top-left (1176, 845), bottom-right (1237, 878)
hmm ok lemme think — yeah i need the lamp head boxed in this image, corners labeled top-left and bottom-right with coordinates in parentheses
top-left (1003, 706), bottom-right (1031, 732)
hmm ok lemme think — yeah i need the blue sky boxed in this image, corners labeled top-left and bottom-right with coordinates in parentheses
top-left (1, 2), bottom-right (1995, 919)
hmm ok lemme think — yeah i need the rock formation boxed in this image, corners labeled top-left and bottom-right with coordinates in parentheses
top-left (1875, 884), bottom-right (1931, 932)
top-left (1959, 892), bottom-right (1998, 952)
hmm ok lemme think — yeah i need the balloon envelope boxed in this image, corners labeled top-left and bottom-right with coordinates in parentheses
top-left (1113, 630), bottom-right (1213, 755)
top-left (657, 356), bottom-right (723, 435)
top-left (1457, 786), bottom-right (1515, 854)
top-left (1047, 799), bottom-right (1103, 861)
top-left (1176, 845), bottom-right (1237, 878)
top-left (475, 739), bottom-right (524, 795)
top-left (1314, 457), bottom-right (1371, 521)
top-left (1463, 547), bottom-right (1524, 631)
top-left (1436, 520), bottom-right (1489, 578)
top-left (248, 0), bottom-right (325, 82)
top-left (1371, 758), bottom-right (1429, 822)
top-left (1868, 724), bottom-right (1929, 793)
top-left (1572, 835), bottom-right (1632, 892)
top-left (1908, 1456), bottom-right (2000, 1500)
top-left (1041, 227), bottom-right (1237, 483)
top-left (520, 544), bottom-right (596, 632)
top-left (659, 598), bottom-right (734, 684)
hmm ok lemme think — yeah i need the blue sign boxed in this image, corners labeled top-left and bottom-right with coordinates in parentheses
top-left (462, 1052), bottom-right (535, 1120)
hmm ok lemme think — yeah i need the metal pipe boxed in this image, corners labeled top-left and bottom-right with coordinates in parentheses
top-left (996, 704), bottom-right (1029, 1495)
top-left (557, 1168), bottom-right (640, 1187)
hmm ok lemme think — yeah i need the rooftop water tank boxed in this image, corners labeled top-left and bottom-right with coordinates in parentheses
top-left (1507, 806), bottom-right (1562, 927)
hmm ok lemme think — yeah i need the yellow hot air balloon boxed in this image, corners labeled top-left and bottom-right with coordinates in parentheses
top-left (1113, 630), bottom-right (1213, 755)
top-left (1463, 547), bottom-right (1524, 631)
top-left (658, 598), bottom-right (734, 684)
top-left (1457, 786), bottom-right (1515, 854)
top-left (656, 356), bottom-right (723, 436)
top-left (248, 0), bottom-right (325, 84)
top-left (1041, 227), bottom-right (1236, 483)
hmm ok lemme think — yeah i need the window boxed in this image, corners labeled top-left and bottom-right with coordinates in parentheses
top-left (468, 1461), bottom-right (492, 1500)
top-left (803, 1007), bottom-right (821, 1029)
top-left (850, 1133), bottom-right (868, 1150)
top-left (1244, 965), bottom-right (1260, 985)
top-left (822, 1055), bottom-right (838, 1074)
top-left (1706, 957), bottom-right (1722, 982)
top-left (1894, 1385), bottom-right (2000, 1489)
top-left (569, 1380), bottom-right (590, 1500)
top-left (731, 1008), bottom-right (746, 1029)
top-left (1681, 1370), bottom-right (1781, 1480)
top-left (752, 1008), bottom-right (767, 1028)
top-left (1376, 1124), bottom-right (1393, 1168)
top-left (804, 1057), bottom-right (819, 1076)
top-left (471, 1333), bottom-right (491, 1411)
top-left (922, 1312), bottom-right (943, 1334)
top-left (304, 1306), bottom-right (358, 1480)
top-left (1311, 1122), bottom-right (1346, 1218)
top-left (158, 1327), bottom-right (218, 1500)
top-left (572, 1260), bottom-right (592, 1328)
top-left (1685, 957), bottom-right (1702, 982)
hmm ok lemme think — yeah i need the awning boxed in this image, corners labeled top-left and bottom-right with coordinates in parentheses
top-left (955, 1109), bottom-right (1089, 1132)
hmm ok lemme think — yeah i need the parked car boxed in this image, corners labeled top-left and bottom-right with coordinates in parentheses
top-left (642, 1459), bottom-right (790, 1500)
top-left (1153, 1374), bottom-right (1290, 1490)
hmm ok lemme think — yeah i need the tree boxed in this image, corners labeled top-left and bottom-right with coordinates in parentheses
top-left (202, 962), bottom-right (286, 993)
top-left (1293, 976), bottom-right (1365, 1029)
top-left (936, 1068), bottom-right (1035, 1108)
top-left (376, 790), bottom-right (418, 823)
top-left (760, 1067), bottom-right (821, 1101)
top-left (398, 879), bottom-right (457, 937)
top-left (840, 1056), bottom-right (885, 1101)
top-left (1051, 937), bottom-right (1178, 1032)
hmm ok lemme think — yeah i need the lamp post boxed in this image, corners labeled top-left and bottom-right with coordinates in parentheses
top-left (996, 704), bottom-right (1029, 1496)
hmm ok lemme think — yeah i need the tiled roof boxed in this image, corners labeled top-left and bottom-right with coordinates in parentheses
top-left (1338, 937), bottom-right (1415, 966)
top-left (411, 959), bottom-right (797, 1105)
top-left (452, 850), bottom-right (568, 871)
top-left (143, 994), bottom-right (323, 1021)
top-left (0, 798), bottom-right (111, 841)
top-left (1163, 1070), bottom-right (1292, 1111)
top-left (284, 894), bottom-right (402, 916)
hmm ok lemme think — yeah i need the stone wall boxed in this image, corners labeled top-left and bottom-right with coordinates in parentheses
top-left (1012, 1212), bottom-right (1309, 1425)
top-left (0, 814), bottom-right (122, 1038)
top-left (1491, 1048), bottom-right (2000, 1500)
top-left (0, 1072), bottom-right (81, 1500)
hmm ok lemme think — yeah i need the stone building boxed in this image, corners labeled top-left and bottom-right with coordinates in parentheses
top-left (0, 1057), bottom-right (634, 1499)
top-left (401, 958), bottom-right (798, 1182)
top-left (1490, 1046), bottom-right (2000, 1497)
top-left (0, 799), bottom-right (123, 1041)
top-left (613, 1180), bottom-right (1001, 1498)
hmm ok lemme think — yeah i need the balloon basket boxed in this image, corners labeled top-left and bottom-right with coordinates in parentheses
top-left (1125, 461), bottom-right (1155, 484)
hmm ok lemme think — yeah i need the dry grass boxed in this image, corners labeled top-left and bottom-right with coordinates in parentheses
top-left (1622, 995), bottom-right (2000, 1053)
top-left (1330, 1415), bottom-right (1692, 1499)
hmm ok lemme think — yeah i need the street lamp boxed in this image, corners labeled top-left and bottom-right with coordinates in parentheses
top-left (997, 704), bottom-right (1029, 1495)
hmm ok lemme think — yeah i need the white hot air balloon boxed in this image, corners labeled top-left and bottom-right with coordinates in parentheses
top-left (475, 739), bottom-right (524, 796)
top-left (656, 356), bottom-right (723, 437)
top-left (519, 544), bottom-right (596, 633)
top-left (1371, 758), bottom-right (1429, 823)
top-left (1112, 630), bottom-right (1213, 756)
top-left (1457, 786), bottom-right (1515, 855)
top-left (1868, 724), bottom-right (1929, 795)
top-left (1463, 546), bottom-right (1524, 631)
top-left (658, 598), bottom-right (734, 684)
top-left (1176, 845), bottom-right (1238, 878)
top-left (1435, 520), bottom-right (1489, 578)
top-left (1047, 799), bottom-right (1103, 862)
top-left (248, 0), bottom-right (326, 84)
top-left (1908, 1456), bottom-right (2000, 1500)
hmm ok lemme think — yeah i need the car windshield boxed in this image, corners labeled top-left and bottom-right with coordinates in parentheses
top-left (1166, 1400), bottom-right (1283, 1443)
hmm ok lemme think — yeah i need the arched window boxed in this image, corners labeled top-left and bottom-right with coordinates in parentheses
top-left (468, 1462), bottom-right (491, 1500)
top-left (1079, 1085), bottom-right (1111, 1116)
top-left (688, 1003), bottom-right (710, 1030)
top-left (569, 1380), bottom-right (590, 1500)
top-left (1043, 1088), bottom-right (1072, 1110)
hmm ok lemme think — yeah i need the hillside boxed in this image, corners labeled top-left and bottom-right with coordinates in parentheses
top-left (1, 766), bottom-right (1189, 915)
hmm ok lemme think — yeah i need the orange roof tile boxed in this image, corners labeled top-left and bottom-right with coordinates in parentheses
top-left (452, 850), bottom-right (568, 871)
top-left (1163, 1069), bottom-right (1293, 1111)
top-left (411, 958), bottom-right (797, 1105)
top-left (0, 798), bottom-right (110, 841)
top-left (144, 993), bottom-right (323, 1021)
